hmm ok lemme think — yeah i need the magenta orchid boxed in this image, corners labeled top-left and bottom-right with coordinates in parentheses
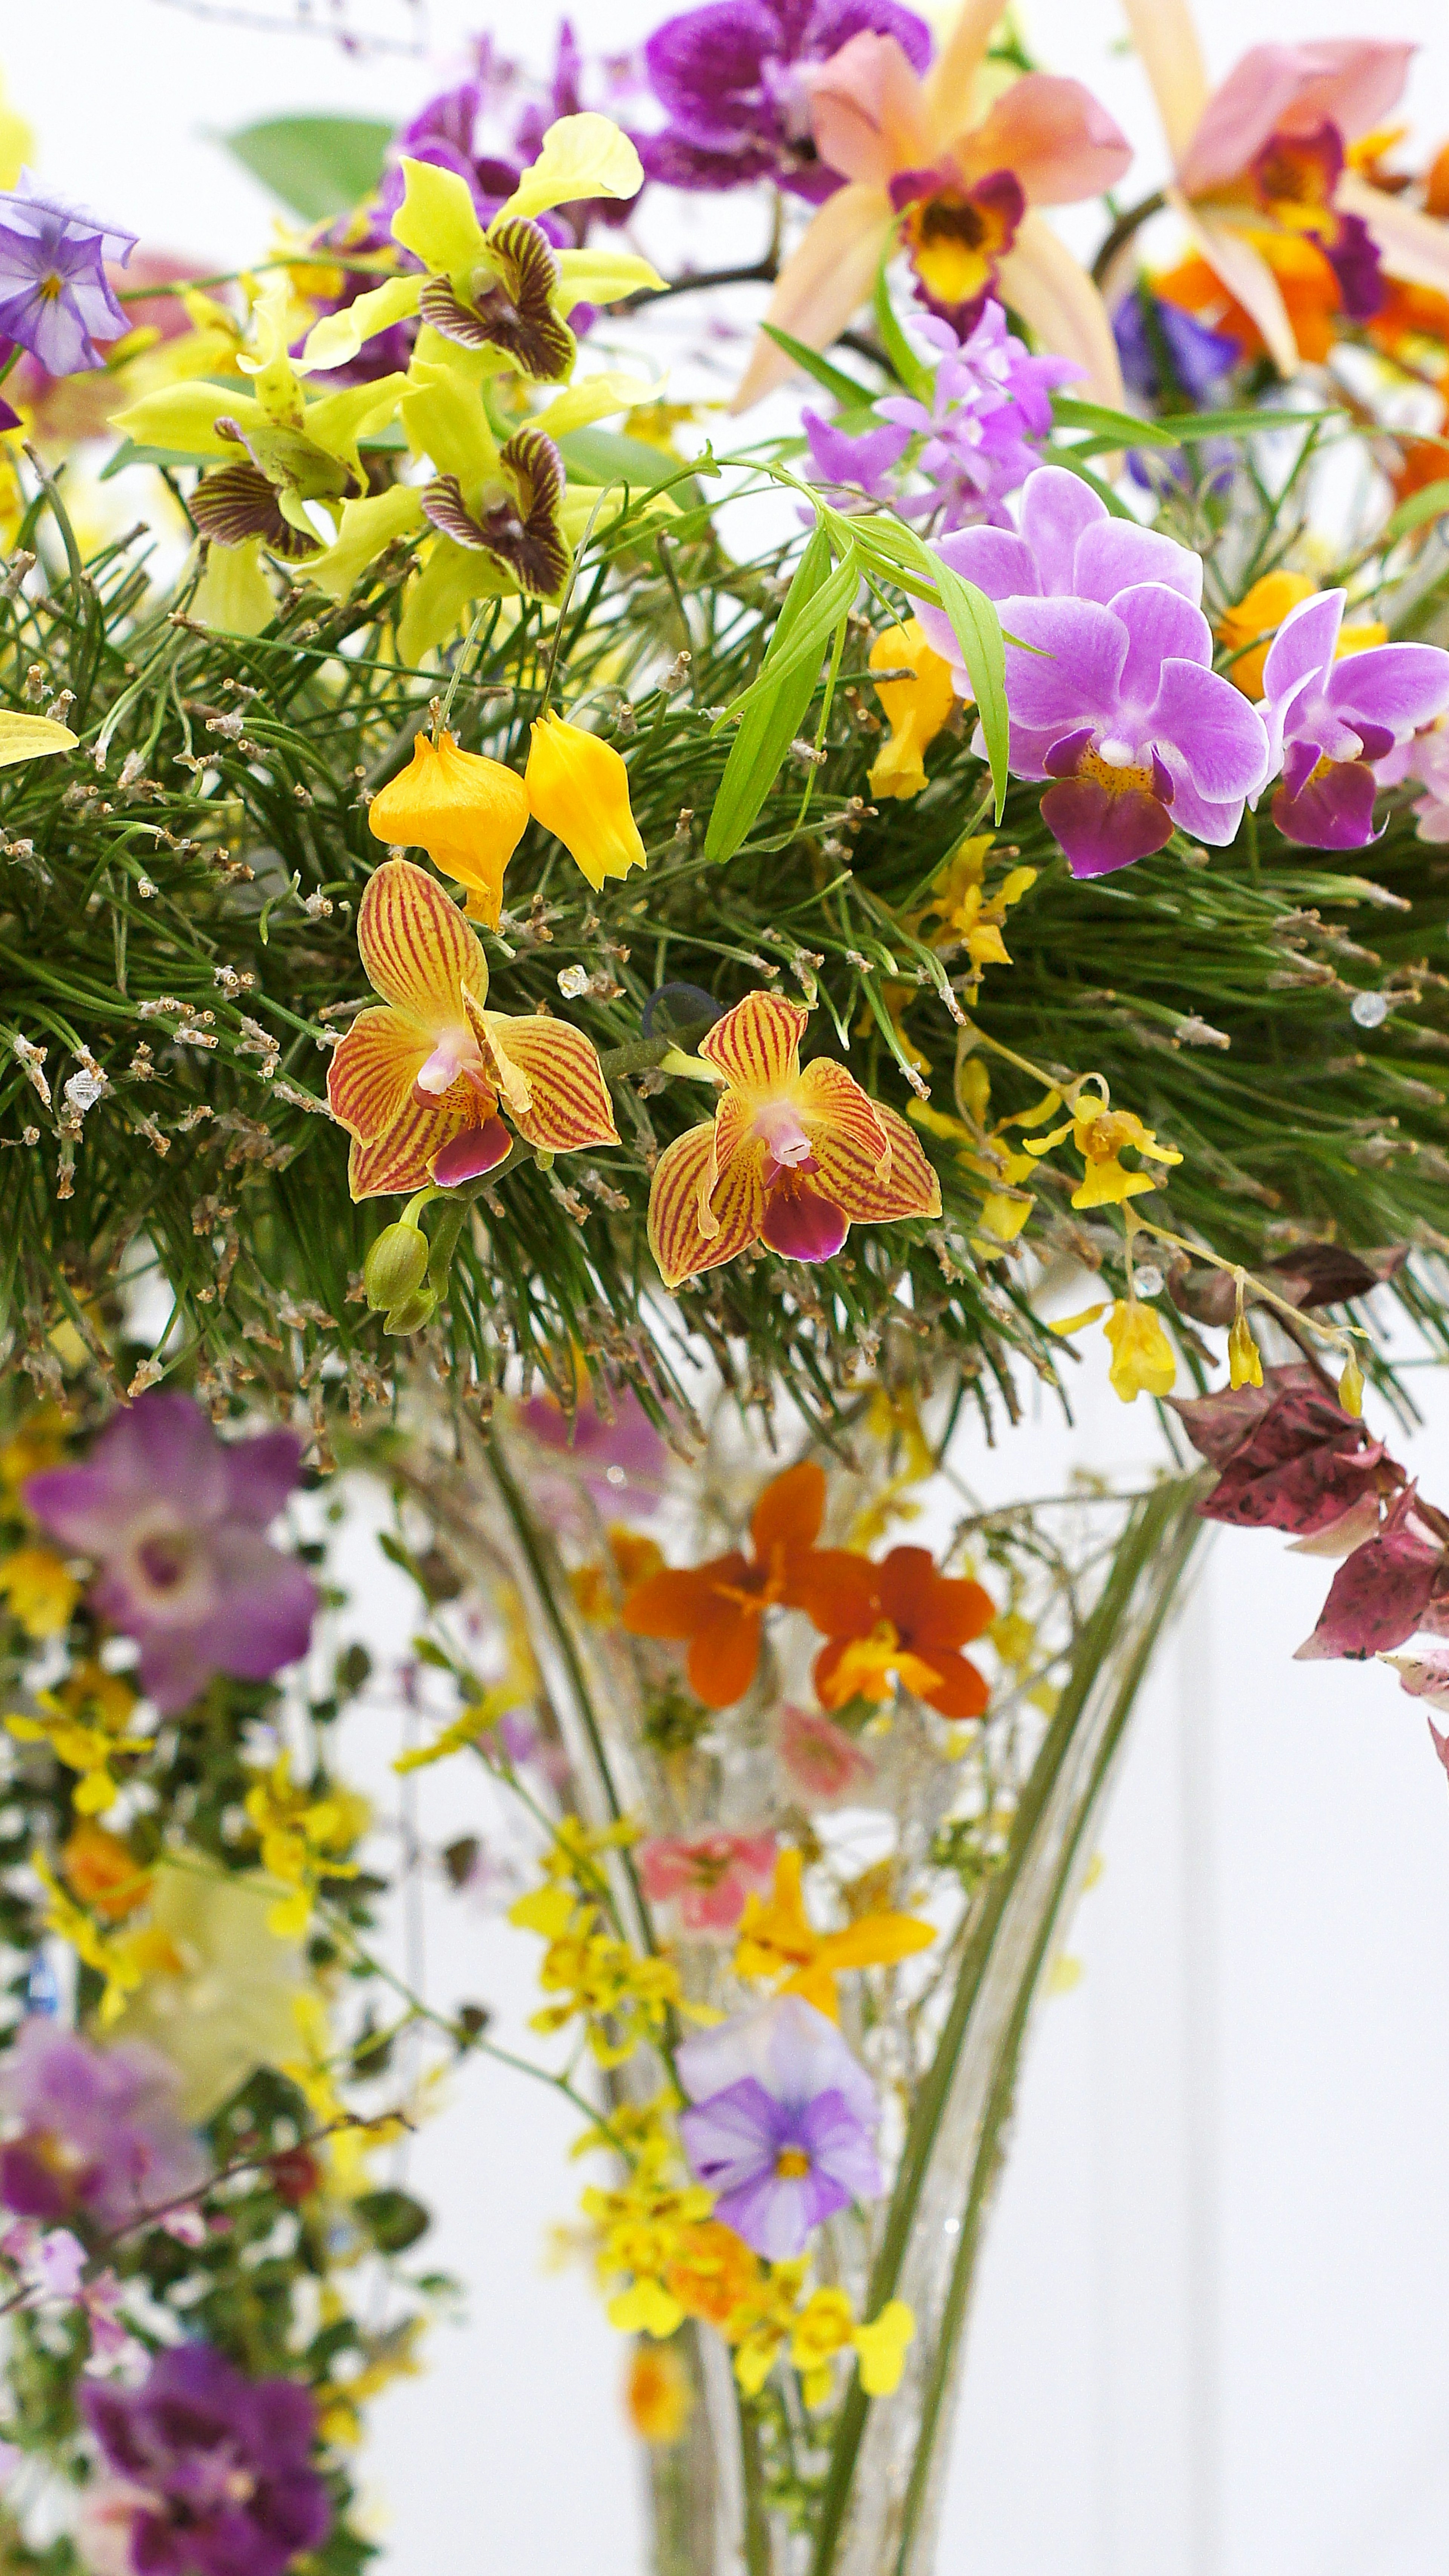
top-left (80, 2345), bottom-right (331, 2576)
top-left (0, 2020), bottom-right (208, 2235)
top-left (641, 0), bottom-right (933, 201)
top-left (919, 465), bottom-right (1270, 876)
top-left (676, 1993), bottom-right (883, 2258)
top-left (1375, 722), bottom-right (1449, 842)
top-left (1261, 591), bottom-right (1449, 849)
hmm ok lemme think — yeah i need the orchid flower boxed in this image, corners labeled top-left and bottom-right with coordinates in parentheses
top-left (325, 857), bottom-right (618, 1197)
top-left (1260, 590), bottom-right (1449, 848)
top-left (734, 0), bottom-right (1130, 409)
top-left (645, 989), bottom-right (940, 1285)
top-left (1120, 8), bottom-right (1449, 374)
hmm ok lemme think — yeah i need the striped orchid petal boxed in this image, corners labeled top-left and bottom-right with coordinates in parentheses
top-left (357, 857), bottom-right (489, 1024)
top-left (651, 1123), bottom-right (753, 1288)
top-left (325, 1009), bottom-right (428, 1145)
top-left (700, 992), bottom-right (808, 1097)
top-left (347, 1091), bottom-right (475, 1200)
top-left (797, 1059), bottom-right (893, 1177)
top-left (812, 1103), bottom-right (940, 1225)
top-left (477, 1011), bottom-right (620, 1154)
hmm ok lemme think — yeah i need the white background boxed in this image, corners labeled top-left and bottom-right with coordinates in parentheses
top-left (13, 2), bottom-right (1449, 2567)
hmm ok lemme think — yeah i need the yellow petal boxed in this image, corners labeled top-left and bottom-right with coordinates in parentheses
top-left (1228, 1312), bottom-right (1263, 1390)
top-left (0, 713), bottom-right (76, 768)
top-left (924, 0), bottom-right (1002, 142)
top-left (301, 276), bottom-right (423, 374)
top-left (1178, 203), bottom-right (1298, 377)
top-left (307, 485), bottom-right (426, 603)
top-left (400, 358), bottom-right (499, 486)
top-left (531, 373), bottom-right (660, 439)
top-left (475, 1008), bottom-right (620, 1154)
top-left (525, 712), bottom-right (646, 888)
top-left (112, 383), bottom-right (266, 459)
top-left (1103, 1300), bottom-right (1177, 1402)
top-left (554, 249), bottom-right (666, 314)
top-left (1117, 0), bottom-right (1211, 165)
top-left (397, 538), bottom-right (512, 666)
top-left (1049, 1300), bottom-right (1110, 1336)
top-left (392, 157), bottom-right (490, 277)
top-left (190, 536), bottom-right (275, 638)
top-left (500, 115), bottom-right (644, 224)
top-left (818, 1910), bottom-right (935, 1972)
top-left (700, 989), bottom-right (807, 1097)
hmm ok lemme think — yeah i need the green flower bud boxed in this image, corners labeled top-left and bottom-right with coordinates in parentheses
top-left (383, 1288), bottom-right (438, 1337)
top-left (363, 1222), bottom-right (429, 1314)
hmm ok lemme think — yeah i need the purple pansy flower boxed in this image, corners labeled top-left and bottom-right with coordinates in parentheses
top-left (0, 2019), bottom-right (208, 2234)
top-left (641, 0), bottom-right (932, 202)
top-left (80, 2345), bottom-right (331, 2576)
top-left (0, 176), bottom-right (135, 378)
top-left (676, 1994), bottom-right (882, 2259)
top-left (918, 465), bottom-right (1270, 876)
top-left (1261, 589), bottom-right (1449, 849)
top-left (24, 1393), bottom-right (316, 1716)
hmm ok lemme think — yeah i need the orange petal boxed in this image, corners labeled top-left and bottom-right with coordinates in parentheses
top-left (622, 1561), bottom-right (743, 1642)
top-left (346, 1091), bottom-right (469, 1200)
top-left (792, 1550), bottom-right (881, 1638)
top-left (475, 1008), bottom-right (619, 1153)
top-left (649, 1122), bottom-right (763, 1288)
top-left (688, 1604), bottom-right (763, 1709)
top-left (326, 1008), bottom-right (429, 1144)
top-left (917, 1651), bottom-right (990, 1721)
top-left (731, 185), bottom-right (891, 411)
top-left (798, 1057), bottom-right (891, 1177)
top-left (357, 855), bottom-right (489, 1025)
top-left (993, 212), bottom-right (1125, 406)
top-left (752, 1459), bottom-right (826, 1558)
top-left (809, 1100), bottom-right (940, 1227)
top-left (700, 991), bottom-right (808, 1098)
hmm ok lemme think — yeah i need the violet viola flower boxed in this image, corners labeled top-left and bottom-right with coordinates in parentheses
top-left (24, 1393), bottom-right (317, 1716)
top-left (677, 1993), bottom-right (882, 2258)
top-left (80, 2345), bottom-right (331, 2576)
top-left (641, 0), bottom-right (932, 202)
top-left (0, 2020), bottom-right (208, 2234)
top-left (918, 465), bottom-right (1269, 876)
top-left (0, 175), bottom-right (135, 377)
top-left (1261, 590), bottom-right (1449, 849)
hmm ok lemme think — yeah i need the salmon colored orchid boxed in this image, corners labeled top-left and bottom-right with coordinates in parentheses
top-left (797, 1543), bottom-right (994, 1720)
top-left (646, 990), bottom-right (940, 1290)
top-left (326, 857), bottom-right (617, 1199)
top-left (1120, 7), bottom-right (1449, 375)
top-left (622, 1460), bottom-right (850, 1710)
top-left (733, 1847), bottom-right (935, 2020)
top-left (734, 0), bottom-right (1131, 410)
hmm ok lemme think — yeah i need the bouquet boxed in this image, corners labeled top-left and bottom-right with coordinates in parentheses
top-left (0, 2), bottom-right (1448, 2567)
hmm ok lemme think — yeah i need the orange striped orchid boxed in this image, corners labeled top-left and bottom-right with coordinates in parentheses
top-left (326, 858), bottom-right (617, 1199)
top-left (734, 0), bottom-right (1130, 411)
top-left (646, 991), bottom-right (939, 1289)
top-left (1120, 4), bottom-right (1449, 375)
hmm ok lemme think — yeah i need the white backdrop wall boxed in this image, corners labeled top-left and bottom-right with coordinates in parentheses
top-left (17, 3), bottom-right (1449, 2566)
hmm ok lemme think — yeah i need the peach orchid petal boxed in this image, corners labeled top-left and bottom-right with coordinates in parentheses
top-left (477, 1009), bottom-right (620, 1153)
top-left (325, 1008), bottom-right (428, 1144)
top-left (1337, 169), bottom-right (1449, 297)
top-left (1177, 201), bottom-right (1299, 375)
top-left (700, 991), bottom-right (808, 1096)
top-left (804, 34), bottom-right (933, 189)
top-left (994, 211), bottom-right (1125, 406)
top-left (923, 0), bottom-right (1004, 145)
top-left (649, 1123), bottom-right (746, 1286)
top-left (1117, 0), bottom-right (1210, 167)
top-left (732, 182), bottom-right (892, 411)
top-left (357, 856), bottom-right (488, 1021)
top-left (1177, 42), bottom-right (1413, 198)
top-left (809, 1100), bottom-right (940, 1225)
top-left (346, 1091), bottom-right (475, 1200)
top-left (952, 75), bottom-right (1131, 208)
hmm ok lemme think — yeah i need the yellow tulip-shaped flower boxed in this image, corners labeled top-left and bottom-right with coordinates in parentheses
top-left (868, 620), bottom-right (957, 800)
top-left (326, 858), bottom-right (617, 1199)
top-left (1103, 1299), bottom-right (1178, 1403)
top-left (733, 1846), bottom-right (934, 2022)
top-left (526, 711), bottom-right (646, 891)
top-left (369, 730), bottom-right (530, 927)
top-left (648, 991), bottom-right (940, 1288)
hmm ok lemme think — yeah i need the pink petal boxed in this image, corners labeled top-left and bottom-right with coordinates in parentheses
top-left (805, 31), bottom-right (931, 188)
top-left (1338, 171), bottom-right (1449, 298)
top-left (732, 182), bottom-right (891, 411)
top-left (1177, 204), bottom-right (1299, 378)
top-left (993, 212), bottom-right (1124, 406)
top-left (1178, 43), bottom-right (1414, 198)
top-left (952, 75), bottom-right (1131, 208)
top-left (1381, 1648), bottom-right (1449, 1715)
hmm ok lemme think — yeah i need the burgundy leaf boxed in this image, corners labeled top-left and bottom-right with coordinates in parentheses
top-left (1294, 1503), bottom-right (1447, 1661)
top-left (1174, 1363), bottom-right (1389, 1534)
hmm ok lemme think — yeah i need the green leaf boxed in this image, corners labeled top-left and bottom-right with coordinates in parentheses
top-left (872, 268), bottom-right (931, 402)
top-left (761, 325), bottom-right (880, 410)
top-left (1379, 477), bottom-right (1449, 548)
top-left (931, 563), bottom-right (1008, 822)
top-left (354, 2187), bottom-right (431, 2254)
top-left (1051, 394), bottom-right (1340, 451)
top-left (705, 529), bottom-right (858, 863)
top-left (1050, 394), bottom-right (1179, 450)
top-left (557, 426), bottom-right (697, 496)
top-left (219, 115), bottom-right (393, 221)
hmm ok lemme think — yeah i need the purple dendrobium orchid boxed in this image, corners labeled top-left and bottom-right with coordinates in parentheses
top-left (874, 305), bottom-right (1079, 530)
top-left (24, 1392), bottom-right (316, 1716)
top-left (0, 175), bottom-right (135, 377)
top-left (0, 2020), bottom-right (208, 2234)
top-left (918, 465), bottom-right (1269, 876)
top-left (1263, 589), bottom-right (1449, 848)
top-left (676, 1993), bottom-right (882, 2259)
top-left (802, 408), bottom-right (911, 502)
top-left (640, 0), bottom-right (932, 202)
top-left (81, 2345), bottom-right (331, 2576)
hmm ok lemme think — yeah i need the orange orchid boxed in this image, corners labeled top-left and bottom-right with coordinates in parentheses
top-left (796, 1543), bottom-right (994, 1721)
top-left (733, 1847), bottom-right (934, 2020)
top-left (326, 857), bottom-right (617, 1199)
top-left (734, 0), bottom-right (1130, 410)
top-left (646, 991), bottom-right (940, 1290)
top-left (622, 1459), bottom-right (851, 1709)
top-left (1121, 4), bottom-right (1449, 376)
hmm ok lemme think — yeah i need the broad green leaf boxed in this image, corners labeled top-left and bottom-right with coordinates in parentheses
top-left (1050, 393), bottom-right (1178, 450)
top-left (0, 713), bottom-right (77, 767)
top-left (761, 325), bottom-right (880, 411)
top-left (872, 268), bottom-right (931, 402)
top-left (705, 530), bottom-right (856, 864)
top-left (1051, 393), bottom-right (1340, 451)
top-left (557, 427), bottom-right (698, 497)
top-left (1379, 478), bottom-right (1449, 548)
top-left (220, 115), bottom-right (392, 222)
top-left (930, 563), bottom-right (1008, 821)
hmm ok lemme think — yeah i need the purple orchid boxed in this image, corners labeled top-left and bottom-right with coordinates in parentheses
top-left (640, 0), bottom-right (932, 201)
top-left (1374, 721), bottom-right (1449, 841)
top-left (803, 409), bottom-right (910, 504)
top-left (518, 1384), bottom-right (669, 1516)
top-left (80, 2345), bottom-right (331, 2576)
top-left (917, 465), bottom-right (1269, 876)
top-left (1261, 591), bottom-right (1449, 848)
top-left (24, 1393), bottom-right (316, 1716)
top-left (874, 306), bottom-right (1079, 530)
top-left (676, 1993), bottom-right (882, 2259)
top-left (0, 175), bottom-right (135, 377)
top-left (0, 2020), bottom-right (208, 2234)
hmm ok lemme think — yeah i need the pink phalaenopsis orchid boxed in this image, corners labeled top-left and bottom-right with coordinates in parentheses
top-left (773, 1702), bottom-right (877, 1808)
top-left (637, 1830), bottom-right (779, 1933)
top-left (1261, 591), bottom-right (1449, 850)
top-left (1119, 7), bottom-right (1449, 374)
top-left (734, 0), bottom-right (1129, 408)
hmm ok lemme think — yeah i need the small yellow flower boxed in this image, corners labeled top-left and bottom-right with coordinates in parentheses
top-left (852, 2298), bottom-right (915, 2397)
top-left (392, 1682), bottom-right (521, 1774)
top-left (62, 1822), bottom-right (152, 1922)
top-left (728, 2259), bottom-right (811, 2397)
top-left (1228, 1309), bottom-right (1263, 1390)
top-left (0, 1542), bottom-right (80, 1638)
top-left (243, 1753), bottom-right (367, 1935)
top-left (0, 1406), bottom-right (69, 1490)
top-left (1338, 1351), bottom-right (1365, 1417)
top-left (734, 1847), bottom-right (934, 2022)
top-left (1103, 1300), bottom-right (1178, 1402)
top-left (7, 1661), bottom-right (151, 1813)
top-left (369, 729), bottom-right (530, 928)
top-left (525, 709), bottom-right (646, 890)
top-left (1026, 1096), bottom-right (1181, 1211)
top-left (626, 2340), bottom-right (694, 2444)
top-left (583, 2133), bottom-right (715, 2336)
top-left (867, 619), bottom-right (956, 799)
top-left (791, 2286), bottom-right (857, 2407)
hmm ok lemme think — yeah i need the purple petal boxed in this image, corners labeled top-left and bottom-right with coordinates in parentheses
top-left (1112, 582), bottom-right (1213, 704)
top-left (799, 2086), bottom-right (883, 2201)
top-left (220, 1427), bottom-right (303, 1530)
top-left (1017, 465), bottom-right (1104, 592)
top-left (183, 1530), bottom-right (318, 1683)
top-left (806, 0), bottom-right (932, 74)
top-left (932, 523), bottom-right (1038, 602)
top-left (679, 2076), bottom-right (778, 2195)
top-left (1261, 591), bottom-right (1342, 708)
top-left (1075, 520), bottom-right (1204, 609)
top-left (1040, 772), bottom-right (1172, 876)
top-left (1272, 757), bottom-right (1380, 849)
top-left (1324, 640), bottom-right (1449, 740)
top-left (998, 596), bottom-right (1129, 730)
top-left (1151, 755), bottom-right (1247, 846)
top-left (760, 1174), bottom-right (847, 1262)
top-left (645, 4), bottom-right (786, 143)
top-left (431, 1117), bottom-right (511, 1186)
top-left (713, 2167), bottom-right (825, 2259)
top-left (1148, 659), bottom-right (1271, 799)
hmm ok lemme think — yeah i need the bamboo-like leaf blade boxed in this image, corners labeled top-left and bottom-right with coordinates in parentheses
top-left (1380, 477), bottom-right (1449, 547)
top-left (704, 531), bottom-right (857, 863)
top-left (761, 325), bottom-right (880, 411)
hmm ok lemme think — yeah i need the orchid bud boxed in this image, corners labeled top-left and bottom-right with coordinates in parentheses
top-left (363, 1222), bottom-right (429, 1315)
top-left (1227, 1311), bottom-right (1263, 1391)
top-left (525, 709), bottom-right (645, 891)
top-left (382, 1287), bottom-right (437, 1337)
top-left (1338, 1351), bottom-right (1364, 1417)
